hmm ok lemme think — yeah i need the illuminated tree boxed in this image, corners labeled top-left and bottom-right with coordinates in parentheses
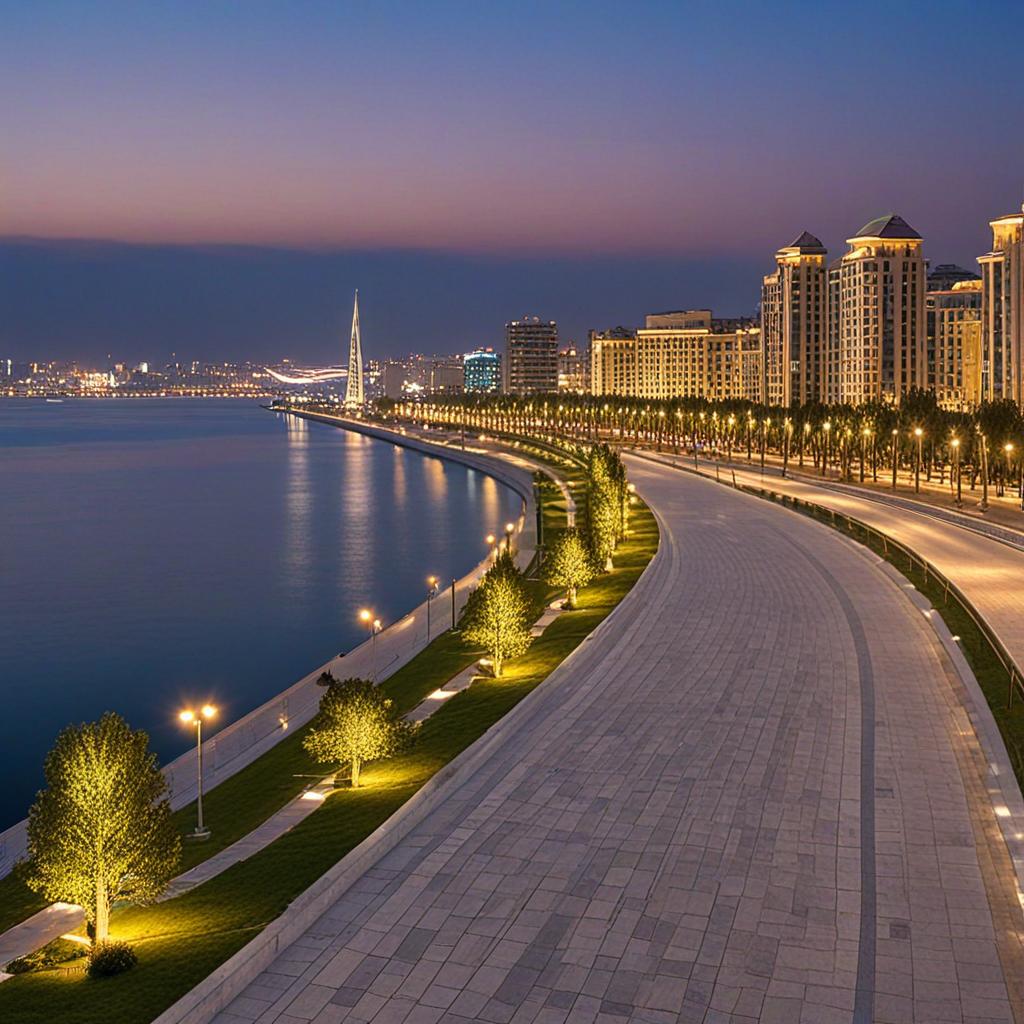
top-left (460, 554), bottom-right (533, 676)
top-left (23, 712), bottom-right (180, 947)
top-left (543, 528), bottom-right (595, 608)
top-left (303, 676), bottom-right (412, 788)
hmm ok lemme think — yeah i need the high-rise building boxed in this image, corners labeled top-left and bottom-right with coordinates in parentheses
top-left (926, 280), bottom-right (983, 410)
top-left (761, 231), bottom-right (828, 407)
top-left (837, 214), bottom-right (926, 405)
top-left (557, 344), bottom-right (588, 392)
top-left (978, 204), bottom-right (1024, 404)
top-left (344, 291), bottom-right (364, 407)
top-left (825, 261), bottom-right (842, 404)
top-left (463, 350), bottom-right (502, 393)
top-left (504, 317), bottom-right (558, 395)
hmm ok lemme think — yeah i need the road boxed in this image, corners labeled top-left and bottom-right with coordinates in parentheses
top-left (211, 457), bottom-right (1024, 1024)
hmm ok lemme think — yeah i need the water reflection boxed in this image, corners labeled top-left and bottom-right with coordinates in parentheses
top-left (284, 415), bottom-right (311, 586)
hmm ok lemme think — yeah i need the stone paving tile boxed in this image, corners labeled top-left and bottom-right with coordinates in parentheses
top-left (213, 460), bottom-right (1024, 1023)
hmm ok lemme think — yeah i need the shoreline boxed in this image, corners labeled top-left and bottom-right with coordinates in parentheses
top-left (0, 415), bottom-right (536, 880)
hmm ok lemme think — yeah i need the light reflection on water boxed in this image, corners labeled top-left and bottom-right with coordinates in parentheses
top-left (0, 399), bottom-right (522, 828)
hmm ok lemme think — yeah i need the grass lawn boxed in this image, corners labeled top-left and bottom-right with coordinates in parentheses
top-left (0, 464), bottom-right (658, 1024)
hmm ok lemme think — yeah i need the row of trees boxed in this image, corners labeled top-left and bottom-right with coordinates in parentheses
top-left (384, 392), bottom-right (1024, 499)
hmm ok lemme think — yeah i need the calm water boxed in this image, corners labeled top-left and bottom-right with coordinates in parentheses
top-left (0, 399), bottom-right (520, 828)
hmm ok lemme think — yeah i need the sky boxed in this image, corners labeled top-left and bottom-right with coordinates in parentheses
top-left (2, 0), bottom-right (1023, 363)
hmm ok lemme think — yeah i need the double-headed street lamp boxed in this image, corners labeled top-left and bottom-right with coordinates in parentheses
top-left (426, 575), bottom-right (439, 641)
top-left (179, 704), bottom-right (217, 840)
top-left (359, 608), bottom-right (383, 681)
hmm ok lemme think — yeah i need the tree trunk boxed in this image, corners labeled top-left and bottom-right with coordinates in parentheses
top-left (493, 652), bottom-right (502, 678)
top-left (351, 757), bottom-right (361, 788)
top-left (567, 586), bottom-right (577, 609)
top-left (94, 874), bottom-right (109, 946)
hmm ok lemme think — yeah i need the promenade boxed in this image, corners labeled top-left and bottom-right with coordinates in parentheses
top-left (211, 457), bottom-right (1024, 1024)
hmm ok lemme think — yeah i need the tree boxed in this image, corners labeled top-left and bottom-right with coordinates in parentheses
top-left (460, 555), bottom-right (533, 676)
top-left (543, 528), bottom-right (595, 608)
top-left (303, 676), bottom-right (412, 788)
top-left (23, 712), bottom-right (180, 947)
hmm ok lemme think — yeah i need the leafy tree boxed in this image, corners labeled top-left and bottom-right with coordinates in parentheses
top-left (303, 676), bottom-right (412, 788)
top-left (460, 556), bottom-right (533, 676)
top-left (23, 712), bottom-right (180, 946)
top-left (543, 528), bottom-right (595, 608)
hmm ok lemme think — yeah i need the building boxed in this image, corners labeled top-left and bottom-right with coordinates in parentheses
top-left (504, 317), bottom-right (558, 395)
top-left (589, 328), bottom-right (636, 398)
top-left (761, 231), bottom-right (828, 407)
top-left (927, 263), bottom-right (980, 292)
top-left (825, 260), bottom-right (842, 403)
top-left (557, 344), bottom-right (588, 392)
top-left (429, 356), bottom-right (463, 394)
top-left (978, 203), bottom-right (1024, 404)
top-left (837, 214), bottom-right (926, 405)
top-left (463, 349), bottom-right (502, 393)
top-left (590, 317), bottom-right (762, 403)
top-left (644, 310), bottom-right (712, 330)
top-left (926, 280), bottom-right (983, 409)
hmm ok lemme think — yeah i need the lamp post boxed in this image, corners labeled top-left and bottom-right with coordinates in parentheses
top-left (451, 577), bottom-right (457, 630)
top-left (979, 430), bottom-right (990, 512)
top-left (860, 427), bottom-right (871, 483)
top-left (426, 576), bottom-right (439, 641)
top-left (951, 437), bottom-right (962, 508)
top-left (913, 427), bottom-right (923, 493)
top-left (782, 418), bottom-right (792, 478)
top-left (359, 609), bottom-right (382, 681)
top-left (891, 428), bottom-right (899, 490)
top-left (504, 522), bottom-right (515, 557)
top-left (726, 415), bottom-right (735, 463)
top-left (179, 704), bottom-right (217, 840)
top-left (822, 421), bottom-right (831, 477)
top-left (1004, 443), bottom-right (1015, 503)
top-left (485, 533), bottom-right (497, 563)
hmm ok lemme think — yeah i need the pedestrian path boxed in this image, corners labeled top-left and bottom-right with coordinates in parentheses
top-left (211, 458), bottom-right (1024, 1024)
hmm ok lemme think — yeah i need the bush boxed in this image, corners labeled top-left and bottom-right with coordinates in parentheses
top-left (87, 940), bottom-right (138, 978)
top-left (5, 937), bottom-right (84, 974)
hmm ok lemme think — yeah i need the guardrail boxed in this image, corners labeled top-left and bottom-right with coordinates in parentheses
top-left (631, 450), bottom-right (1024, 710)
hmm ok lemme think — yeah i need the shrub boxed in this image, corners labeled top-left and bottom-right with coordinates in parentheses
top-left (87, 941), bottom-right (138, 978)
top-left (5, 938), bottom-right (84, 974)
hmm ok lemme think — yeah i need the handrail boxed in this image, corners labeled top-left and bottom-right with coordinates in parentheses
top-left (631, 449), bottom-right (1024, 709)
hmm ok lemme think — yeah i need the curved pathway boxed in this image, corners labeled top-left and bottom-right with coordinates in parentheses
top-left (212, 459), bottom-right (1024, 1024)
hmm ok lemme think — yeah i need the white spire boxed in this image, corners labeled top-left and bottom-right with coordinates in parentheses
top-left (344, 290), bottom-right (364, 407)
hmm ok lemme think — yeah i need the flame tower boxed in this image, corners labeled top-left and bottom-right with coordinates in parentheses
top-left (344, 290), bottom-right (364, 407)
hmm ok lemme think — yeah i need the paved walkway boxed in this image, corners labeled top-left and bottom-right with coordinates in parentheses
top-left (211, 459), bottom-right (1024, 1024)
top-left (643, 451), bottom-right (1024, 678)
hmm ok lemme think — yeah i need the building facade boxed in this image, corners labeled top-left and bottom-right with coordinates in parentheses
top-left (463, 349), bottom-right (502, 393)
top-left (761, 231), bottom-right (828, 407)
top-left (504, 317), bottom-right (558, 395)
top-left (978, 204), bottom-right (1024, 404)
top-left (926, 280), bottom-right (982, 409)
top-left (590, 318), bottom-right (762, 403)
top-left (837, 214), bottom-right (926, 405)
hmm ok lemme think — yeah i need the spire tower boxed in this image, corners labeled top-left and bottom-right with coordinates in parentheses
top-left (344, 290), bottom-right (364, 407)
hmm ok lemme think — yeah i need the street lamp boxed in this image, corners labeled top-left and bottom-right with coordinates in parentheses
top-left (822, 421), bottom-right (831, 477)
top-left (426, 575), bottom-right (439, 641)
top-left (913, 427), bottom-right (923, 493)
top-left (504, 521), bottom-right (515, 556)
top-left (179, 704), bottom-right (217, 840)
top-left (890, 428), bottom-right (899, 490)
top-left (860, 427), bottom-right (872, 483)
top-left (485, 533), bottom-right (497, 562)
top-left (951, 437), bottom-right (962, 508)
top-left (359, 609), bottom-right (383, 681)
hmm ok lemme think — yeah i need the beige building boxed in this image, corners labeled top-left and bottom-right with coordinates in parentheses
top-left (761, 232), bottom-right (828, 407)
top-left (837, 214), bottom-right (926, 405)
top-left (590, 318), bottom-right (762, 403)
top-left (978, 204), bottom-right (1024, 404)
top-left (556, 344), bottom-right (588, 392)
top-left (926, 279), bottom-right (982, 409)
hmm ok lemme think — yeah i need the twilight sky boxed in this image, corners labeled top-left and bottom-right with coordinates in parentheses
top-left (3, 0), bottom-right (1023, 362)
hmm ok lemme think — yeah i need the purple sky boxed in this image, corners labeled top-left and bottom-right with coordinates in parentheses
top-left (3, 1), bottom-right (1023, 359)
